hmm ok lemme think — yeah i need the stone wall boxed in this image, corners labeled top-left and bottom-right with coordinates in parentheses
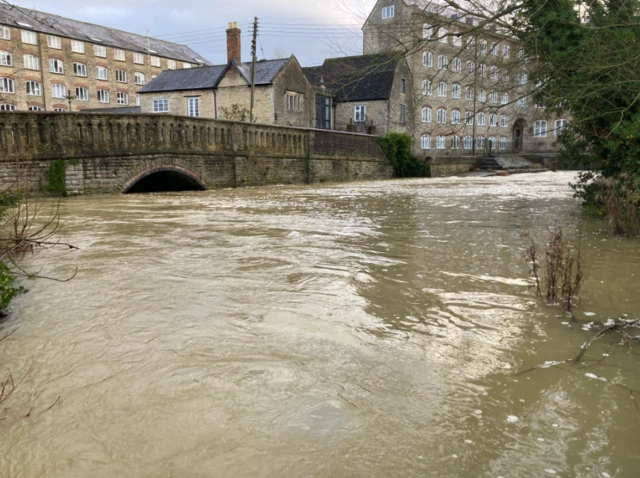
top-left (0, 112), bottom-right (393, 195)
top-left (428, 156), bottom-right (477, 177)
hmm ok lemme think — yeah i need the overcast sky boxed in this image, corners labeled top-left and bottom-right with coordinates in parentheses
top-left (10, 0), bottom-right (378, 66)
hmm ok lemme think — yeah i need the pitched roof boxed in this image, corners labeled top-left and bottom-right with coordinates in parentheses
top-left (0, 4), bottom-right (210, 65)
top-left (303, 54), bottom-right (400, 102)
top-left (139, 58), bottom-right (291, 93)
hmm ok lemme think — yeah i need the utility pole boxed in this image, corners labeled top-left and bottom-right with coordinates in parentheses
top-left (250, 17), bottom-right (258, 123)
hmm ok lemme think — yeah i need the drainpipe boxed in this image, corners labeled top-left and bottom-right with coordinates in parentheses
top-left (213, 89), bottom-right (217, 119)
top-left (37, 33), bottom-right (47, 111)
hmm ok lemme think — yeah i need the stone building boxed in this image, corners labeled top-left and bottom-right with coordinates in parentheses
top-left (362, 0), bottom-right (569, 159)
top-left (0, 5), bottom-right (209, 112)
top-left (139, 23), bottom-right (317, 128)
top-left (303, 53), bottom-right (413, 136)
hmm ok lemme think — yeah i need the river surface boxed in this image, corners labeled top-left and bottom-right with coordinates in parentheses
top-left (1, 172), bottom-right (639, 477)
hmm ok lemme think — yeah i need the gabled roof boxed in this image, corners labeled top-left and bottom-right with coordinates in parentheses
top-left (303, 53), bottom-right (400, 103)
top-left (140, 58), bottom-right (291, 93)
top-left (0, 5), bottom-right (210, 65)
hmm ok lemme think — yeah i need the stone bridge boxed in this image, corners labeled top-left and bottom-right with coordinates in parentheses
top-left (0, 113), bottom-right (392, 195)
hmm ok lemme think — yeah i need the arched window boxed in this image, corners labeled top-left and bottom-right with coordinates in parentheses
top-left (477, 112), bottom-right (486, 126)
top-left (500, 115), bottom-right (508, 128)
top-left (479, 40), bottom-right (487, 53)
top-left (421, 107), bottom-right (432, 123)
top-left (452, 83), bottom-right (461, 99)
top-left (479, 64), bottom-right (486, 77)
top-left (421, 134), bottom-right (431, 150)
top-left (534, 120), bottom-right (548, 137)
top-left (422, 80), bottom-right (432, 96)
top-left (465, 111), bottom-right (474, 125)
top-left (0, 77), bottom-right (15, 93)
top-left (451, 136), bottom-right (460, 149)
top-left (452, 58), bottom-right (461, 72)
top-left (519, 73), bottom-right (528, 85)
top-left (488, 136), bottom-right (496, 151)
top-left (490, 66), bottom-right (498, 80)
top-left (437, 55), bottom-right (448, 70)
top-left (423, 52), bottom-right (433, 67)
top-left (463, 136), bottom-right (473, 150)
top-left (501, 93), bottom-right (509, 105)
top-left (0, 104), bottom-right (16, 111)
top-left (499, 137), bottom-right (508, 150)
top-left (466, 61), bottom-right (475, 73)
top-left (489, 113), bottom-right (497, 127)
top-left (451, 110), bottom-right (461, 124)
top-left (438, 82), bottom-right (447, 97)
top-left (436, 135), bottom-right (446, 149)
top-left (555, 119), bottom-right (568, 136)
top-left (489, 91), bottom-right (498, 104)
top-left (477, 136), bottom-right (485, 149)
top-left (436, 108), bottom-right (447, 124)
top-left (478, 89), bottom-right (486, 102)
top-left (0, 50), bottom-right (12, 66)
top-left (26, 80), bottom-right (41, 96)
top-left (465, 86), bottom-right (474, 100)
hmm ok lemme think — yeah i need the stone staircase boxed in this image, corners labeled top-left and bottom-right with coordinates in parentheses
top-left (477, 154), bottom-right (547, 174)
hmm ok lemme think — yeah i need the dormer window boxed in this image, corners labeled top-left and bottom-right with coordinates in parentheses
top-left (382, 6), bottom-right (394, 19)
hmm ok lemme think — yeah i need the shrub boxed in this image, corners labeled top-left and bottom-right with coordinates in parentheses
top-left (46, 159), bottom-right (67, 196)
top-left (377, 133), bottom-right (429, 178)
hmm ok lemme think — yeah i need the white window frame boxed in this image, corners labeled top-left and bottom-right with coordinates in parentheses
top-left (489, 113), bottom-right (498, 127)
top-left (21, 30), bottom-right (37, 45)
top-left (465, 87), bottom-right (474, 101)
top-left (135, 72), bottom-right (146, 85)
top-left (153, 98), bottom-right (169, 113)
top-left (517, 97), bottom-right (527, 108)
top-left (74, 62), bottom-right (87, 77)
top-left (28, 106), bottom-right (43, 111)
top-left (94, 44), bottom-right (107, 58)
top-left (437, 55), bottom-right (448, 70)
top-left (151, 56), bottom-right (161, 67)
top-left (489, 91), bottom-right (498, 104)
top-left (76, 87), bottom-right (89, 101)
top-left (479, 40), bottom-right (487, 54)
top-left (23, 54), bottom-right (40, 70)
top-left (0, 77), bottom-right (15, 93)
top-left (382, 6), bottom-right (395, 19)
top-left (422, 24), bottom-right (432, 39)
top-left (436, 135), bottom-right (446, 149)
top-left (25, 80), bottom-right (41, 96)
top-left (503, 45), bottom-right (511, 58)
top-left (534, 120), bottom-right (548, 137)
top-left (555, 119), bottom-right (568, 136)
top-left (49, 58), bottom-right (64, 74)
top-left (47, 35), bottom-right (62, 49)
top-left (421, 80), bottom-right (432, 96)
top-left (477, 136), bottom-right (485, 149)
top-left (500, 115), bottom-right (508, 128)
top-left (499, 137), bottom-right (508, 150)
top-left (0, 50), bottom-right (11, 66)
top-left (286, 92), bottom-right (303, 112)
top-left (72, 40), bottom-right (85, 54)
top-left (51, 83), bottom-right (66, 99)
top-left (117, 92), bottom-right (129, 105)
top-left (501, 93), bottom-right (509, 105)
top-left (452, 83), bottom-right (461, 99)
top-left (182, 62), bottom-right (192, 69)
top-left (421, 134), bottom-right (431, 150)
top-left (423, 52), bottom-right (433, 68)
top-left (490, 66), bottom-right (498, 80)
top-left (0, 104), bottom-right (16, 111)
top-left (466, 61), bottom-right (475, 74)
top-left (451, 136), bottom-right (460, 149)
top-left (115, 69), bottom-right (127, 83)
top-left (168, 59), bottom-right (177, 70)
top-left (491, 43), bottom-right (499, 56)
top-left (439, 28), bottom-right (448, 44)
top-left (134, 52), bottom-right (144, 64)
top-left (354, 105), bottom-right (366, 122)
top-left (97, 89), bottom-right (110, 104)
top-left (451, 110), bottom-right (461, 124)
top-left (437, 82), bottom-right (447, 97)
top-left (436, 108), bottom-right (446, 124)
top-left (96, 66), bottom-right (108, 81)
top-left (114, 49), bottom-right (126, 61)
top-left (463, 136), bottom-right (473, 150)
top-left (452, 58), bottom-right (461, 72)
top-left (465, 111), bottom-right (474, 125)
top-left (488, 136), bottom-right (496, 150)
top-left (0, 26), bottom-right (10, 40)
top-left (187, 97), bottom-right (200, 117)
top-left (421, 107), bottom-right (432, 123)
top-left (477, 112), bottom-right (486, 126)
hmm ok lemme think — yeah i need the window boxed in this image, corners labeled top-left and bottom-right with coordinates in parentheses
top-left (115, 69), bottom-right (127, 83)
top-left (47, 35), bottom-right (62, 49)
top-left (153, 98), bottom-right (169, 113)
top-left (76, 87), bottom-right (89, 101)
top-left (354, 105), bottom-right (366, 122)
top-left (135, 72), bottom-right (146, 85)
top-left (25, 80), bottom-right (41, 96)
top-left (421, 107), bottom-right (432, 123)
top-left (136, 94), bottom-right (141, 106)
top-left (134, 52), bottom-right (144, 64)
top-left (451, 110), bottom-right (461, 124)
top-left (452, 83), bottom-right (461, 99)
top-left (501, 93), bottom-right (509, 105)
top-left (490, 66), bottom-right (498, 80)
top-left (168, 59), bottom-right (177, 70)
top-left (97, 90), bottom-right (110, 103)
top-left (74, 63), bottom-right (87, 77)
top-left (0, 26), bottom-right (10, 40)
top-left (464, 136), bottom-right (473, 150)
top-left (28, 106), bottom-right (43, 111)
top-left (49, 58), bottom-right (64, 74)
top-left (452, 58), bottom-right (461, 72)
top-left (423, 52), bottom-right (433, 67)
top-left (439, 28), bottom-right (448, 43)
top-left (479, 64), bottom-right (486, 77)
top-left (400, 78), bottom-right (406, 93)
top-left (489, 113), bottom-right (497, 127)
top-left (499, 137), bottom-right (508, 150)
top-left (500, 115), bottom-right (508, 128)
top-left (286, 92), bottom-right (303, 112)
top-left (51, 83), bottom-right (66, 98)
top-left (117, 92), bottom-right (129, 105)
top-left (422, 80), bottom-right (432, 96)
top-left (21, 30), bottom-right (37, 45)
top-left (451, 136), bottom-right (460, 149)
top-left (0, 104), bottom-right (16, 111)
top-left (502, 69), bottom-right (509, 81)
top-left (465, 87), bottom-right (474, 100)
top-left (489, 90), bottom-right (497, 104)
top-left (382, 6), bottom-right (394, 19)
top-left (519, 73), bottom-right (528, 85)
top-left (94, 45), bottom-right (107, 57)
top-left (437, 55), bottom-right (448, 70)
top-left (53, 108), bottom-right (67, 112)
top-left (0, 51), bottom-right (11, 66)
top-left (477, 112), bottom-right (486, 125)
top-left (517, 96), bottom-right (527, 107)
top-left (466, 61), bottom-right (475, 74)
top-left (534, 120), bottom-right (547, 137)
top-left (477, 136), bottom-right (485, 149)
top-left (421, 134), bottom-right (431, 150)
top-left (436, 108), bottom-right (446, 124)
top-left (465, 111), bottom-right (474, 125)
top-left (479, 40), bottom-right (487, 54)
top-left (399, 104), bottom-right (406, 124)
top-left (23, 54), bottom-right (40, 70)
top-left (96, 66), bottom-right (108, 80)
top-left (422, 23), bottom-right (433, 39)
top-left (555, 119), bottom-right (568, 136)
top-left (187, 97), bottom-right (200, 117)
top-left (151, 56), bottom-right (161, 67)
top-left (453, 34), bottom-right (462, 47)
top-left (436, 135), bottom-right (446, 149)
top-left (0, 77), bottom-right (15, 93)
top-left (72, 40), bottom-right (85, 53)
top-left (437, 82), bottom-right (447, 97)
top-left (503, 45), bottom-right (511, 58)
top-left (488, 136), bottom-right (496, 150)
top-left (114, 49), bottom-right (126, 61)
top-left (478, 89), bottom-right (486, 102)
top-left (491, 43), bottom-right (499, 56)
top-left (183, 62), bottom-right (192, 69)
top-left (519, 49), bottom-right (525, 59)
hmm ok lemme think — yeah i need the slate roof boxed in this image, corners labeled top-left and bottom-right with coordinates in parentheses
top-left (139, 59), bottom-right (290, 93)
top-left (303, 54), bottom-right (400, 103)
top-left (0, 4), bottom-right (210, 65)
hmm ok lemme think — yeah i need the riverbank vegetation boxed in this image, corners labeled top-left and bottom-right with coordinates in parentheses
top-left (377, 133), bottom-right (430, 178)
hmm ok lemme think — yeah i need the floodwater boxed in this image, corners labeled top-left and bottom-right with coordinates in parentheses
top-left (1, 172), bottom-right (639, 477)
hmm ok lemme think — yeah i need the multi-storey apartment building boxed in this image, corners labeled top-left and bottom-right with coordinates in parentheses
top-left (0, 5), bottom-right (210, 112)
top-left (363, 0), bottom-right (568, 158)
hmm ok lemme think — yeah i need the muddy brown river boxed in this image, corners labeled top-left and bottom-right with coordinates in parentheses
top-left (1, 172), bottom-right (639, 477)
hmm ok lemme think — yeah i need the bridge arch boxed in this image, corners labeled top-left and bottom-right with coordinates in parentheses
top-left (123, 165), bottom-right (207, 194)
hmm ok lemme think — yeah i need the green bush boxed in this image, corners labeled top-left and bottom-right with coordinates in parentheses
top-left (47, 159), bottom-right (67, 196)
top-left (377, 133), bottom-right (429, 178)
top-left (0, 262), bottom-right (23, 313)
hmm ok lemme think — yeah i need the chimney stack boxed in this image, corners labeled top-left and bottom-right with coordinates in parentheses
top-left (226, 22), bottom-right (241, 64)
